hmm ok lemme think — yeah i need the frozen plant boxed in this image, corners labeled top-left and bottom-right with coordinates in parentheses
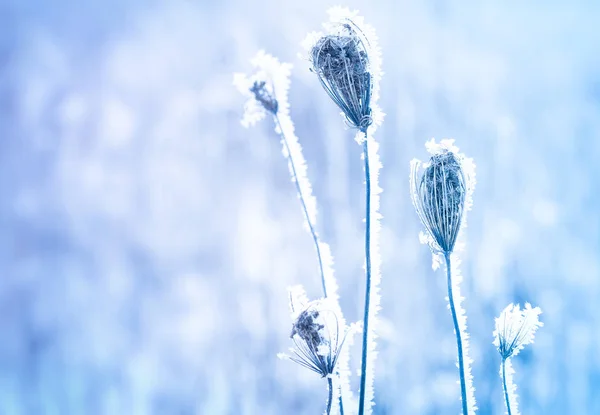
top-left (234, 51), bottom-right (353, 413)
top-left (410, 139), bottom-right (477, 415)
top-left (493, 303), bottom-right (543, 415)
top-left (233, 51), bottom-right (334, 297)
top-left (304, 8), bottom-right (384, 415)
top-left (279, 286), bottom-right (359, 415)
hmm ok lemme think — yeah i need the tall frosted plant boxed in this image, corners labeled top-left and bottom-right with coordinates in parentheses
top-left (493, 303), bottom-right (543, 415)
top-left (280, 286), bottom-right (359, 415)
top-left (410, 139), bottom-right (477, 415)
top-left (303, 7), bottom-right (384, 415)
top-left (234, 51), bottom-right (354, 414)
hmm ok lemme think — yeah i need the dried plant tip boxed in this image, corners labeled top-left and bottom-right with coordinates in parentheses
top-left (250, 80), bottom-right (278, 114)
top-left (410, 139), bottom-right (476, 256)
top-left (280, 288), bottom-right (356, 378)
top-left (493, 303), bottom-right (543, 360)
top-left (233, 50), bottom-right (291, 128)
top-left (309, 21), bottom-right (373, 132)
top-left (291, 308), bottom-right (326, 349)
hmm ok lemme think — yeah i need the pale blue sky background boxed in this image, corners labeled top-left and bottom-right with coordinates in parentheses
top-left (1, 0), bottom-right (599, 414)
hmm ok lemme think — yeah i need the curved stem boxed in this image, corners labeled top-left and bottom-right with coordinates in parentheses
top-left (358, 135), bottom-right (372, 415)
top-left (274, 114), bottom-right (328, 298)
top-left (445, 253), bottom-right (468, 415)
top-left (502, 358), bottom-right (512, 415)
top-left (326, 377), bottom-right (333, 415)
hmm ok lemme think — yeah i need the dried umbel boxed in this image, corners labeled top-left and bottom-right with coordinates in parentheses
top-left (494, 303), bottom-right (543, 360)
top-left (411, 139), bottom-right (476, 256)
top-left (279, 286), bottom-right (357, 378)
top-left (493, 303), bottom-right (543, 415)
top-left (308, 21), bottom-right (373, 132)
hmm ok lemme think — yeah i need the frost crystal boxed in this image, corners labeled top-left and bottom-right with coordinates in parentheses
top-left (493, 303), bottom-right (543, 359)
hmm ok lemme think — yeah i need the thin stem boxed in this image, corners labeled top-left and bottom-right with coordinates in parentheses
top-left (326, 377), bottom-right (333, 415)
top-left (274, 114), bottom-right (327, 298)
top-left (445, 252), bottom-right (468, 415)
top-left (337, 374), bottom-right (344, 415)
top-left (502, 358), bottom-right (512, 415)
top-left (358, 134), bottom-right (372, 415)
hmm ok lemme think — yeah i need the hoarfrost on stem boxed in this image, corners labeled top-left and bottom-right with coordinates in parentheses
top-left (410, 138), bottom-right (477, 415)
top-left (304, 7), bottom-right (384, 414)
top-left (234, 51), bottom-right (353, 414)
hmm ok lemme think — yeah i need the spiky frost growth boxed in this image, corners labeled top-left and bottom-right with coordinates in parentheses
top-left (410, 139), bottom-right (477, 415)
top-left (304, 8), bottom-right (384, 414)
top-left (279, 286), bottom-right (359, 415)
top-left (493, 303), bottom-right (543, 415)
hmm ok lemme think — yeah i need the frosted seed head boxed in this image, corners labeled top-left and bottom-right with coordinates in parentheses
top-left (308, 20), bottom-right (373, 132)
top-left (493, 303), bottom-right (544, 359)
top-left (280, 294), bottom-right (355, 378)
top-left (410, 139), bottom-right (475, 255)
top-left (420, 149), bottom-right (466, 253)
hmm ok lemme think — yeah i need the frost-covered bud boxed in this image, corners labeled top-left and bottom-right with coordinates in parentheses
top-left (410, 139), bottom-right (476, 256)
top-left (233, 51), bottom-right (291, 128)
top-left (279, 285), bottom-right (358, 378)
top-left (493, 303), bottom-right (543, 360)
top-left (308, 22), bottom-right (373, 132)
top-left (249, 80), bottom-right (278, 115)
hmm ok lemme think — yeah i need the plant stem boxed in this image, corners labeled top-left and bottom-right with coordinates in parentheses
top-left (502, 358), bottom-right (512, 415)
top-left (445, 252), bottom-right (468, 415)
top-left (326, 377), bottom-right (333, 415)
top-left (358, 135), bottom-right (372, 415)
top-left (274, 114), bottom-right (327, 298)
top-left (336, 374), bottom-right (344, 415)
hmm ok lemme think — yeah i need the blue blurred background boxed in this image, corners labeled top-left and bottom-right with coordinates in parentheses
top-left (1, 0), bottom-right (599, 414)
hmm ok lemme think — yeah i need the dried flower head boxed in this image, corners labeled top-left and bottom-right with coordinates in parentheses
top-left (410, 139), bottom-right (476, 256)
top-left (249, 80), bottom-right (278, 114)
top-left (493, 303), bottom-right (543, 360)
top-left (278, 285), bottom-right (358, 378)
top-left (304, 7), bottom-right (382, 134)
top-left (233, 51), bottom-right (291, 127)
